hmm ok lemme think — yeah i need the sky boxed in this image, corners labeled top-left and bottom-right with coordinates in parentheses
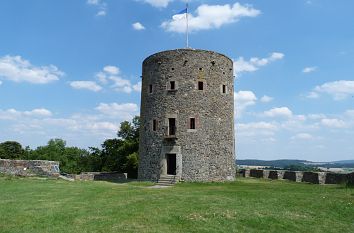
top-left (0, 0), bottom-right (353, 162)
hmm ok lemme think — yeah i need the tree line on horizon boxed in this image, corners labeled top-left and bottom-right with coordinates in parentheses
top-left (0, 116), bottom-right (140, 178)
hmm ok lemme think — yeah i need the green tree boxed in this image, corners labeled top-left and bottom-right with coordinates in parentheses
top-left (98, 116), bottom-right (140, 177)
top-left (0, 141), bottom-right (24, 159)
top-left (126, 152), bottom-right (139, 179)
top-left (118, 116), bottom-right (140, 141)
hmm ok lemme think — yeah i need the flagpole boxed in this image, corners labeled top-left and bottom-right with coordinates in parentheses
top-left (186, 2), bottom-right (189, 48)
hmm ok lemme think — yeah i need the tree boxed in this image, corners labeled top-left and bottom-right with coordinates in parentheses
top-left (0, 141), bottom-right (24, 159)
top-left (126, 152), bottom-right (139, 179)
top-left (97, 116), bottom-right (140, 177)
top-left (118, 116), bottom-right (140, 141)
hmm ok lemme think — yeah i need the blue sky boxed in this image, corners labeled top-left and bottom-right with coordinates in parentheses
top-left (0, 0), bottom-right (353, 161)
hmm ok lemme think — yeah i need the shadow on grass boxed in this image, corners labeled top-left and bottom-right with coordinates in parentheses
top-left (93, 178), bottom-right (155, 187)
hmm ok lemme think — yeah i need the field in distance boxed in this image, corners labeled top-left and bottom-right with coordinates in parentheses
top-left (0, 175), bottom-right (353, 233)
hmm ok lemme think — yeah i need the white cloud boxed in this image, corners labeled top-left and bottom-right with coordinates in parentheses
top-left (302, 66), bottom-right (317, 73)
top-left (133, 81), bottom-right (142, 92)
top-left (69, 81), bottom-right (102, 92)
top-left (161, 2), bottom-right (260, 33)
top-left (260, 95), bottom-right (273, 103)
top-left (234, 91), bottom-right (257, 116)
top-left (25, 108), bottom-right (52, 117)
top-left (233, 52), bottom-right (284, 75)
top-left (307, 114), bottom-right (326, 120)
top-left (143, 0), bottom-right (173, 8)
top-left (109, 76), bottom-right (133, 93)
top-left (87, 0), bottom-right (101, 5)
top-left (321, 118), bottom-right (346, 128)
top-left (132, 22), bottom-right (146, 30)
top-left (238, 122), bottom-right (277, 131)
top-left (306, 91), bottom-right (320, 99)
top-left (0, 55), bottom-right (63, 84)
top-left (310, 80), bottom-right (354, 100)
top-left (345, 109), bottom-right (354, 117)
top-left (0, 103), bottom-right (141, 145)
top-left (95, 66), bottom-right (140, 94)
top-left (96, 10), bottom-right (106, 16)
top-left (291, 133), bottom-right (314, 140)
top-left (264, 107), bottom-right (293, 118)
top-left (103, 65), bottom-right (120, 75)
top-left (0, 80), bottom-right (2, 85)
top-left (95, 103), bottom-right (139, 118)
top-left (0, 108), bottom-right (52, 120)
top-left (237, 121), bottom-right (278, 137)
top-left (87, 0), bottom-right (107, 16)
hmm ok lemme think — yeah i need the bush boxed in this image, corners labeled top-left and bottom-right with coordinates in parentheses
top-left (126, 152), bottom-right (138, 179)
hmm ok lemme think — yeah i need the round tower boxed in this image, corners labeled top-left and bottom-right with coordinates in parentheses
top-left (138, 49), bottom-right (235, 182)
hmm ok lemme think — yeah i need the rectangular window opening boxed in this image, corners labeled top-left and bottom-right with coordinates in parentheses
top-left (168, 118), bottom-right (176, 136)
top-left (198, 81), bottom-right (204, 90)
top-left (190, 118), bottom-right (196, 129)
top-left (170, 81), bottom-right (175, 90)
top-left (153, 119), bottom-right (157, 131)
top-left (149, 84), bottom-right (153, 93)
top-left (222, 85), bottom-right (226, 94)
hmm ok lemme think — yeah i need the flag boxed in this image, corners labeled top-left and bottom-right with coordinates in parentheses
top-left (177, 8), bottom-right (187, 15)
top-left (173, 8), bottom-right (187, 20)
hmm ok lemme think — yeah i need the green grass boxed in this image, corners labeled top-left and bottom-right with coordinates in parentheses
top-left (0, 176), bottom-right (353, 233)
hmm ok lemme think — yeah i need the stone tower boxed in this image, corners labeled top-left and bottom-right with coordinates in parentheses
top-left (138, 49), bottom-right (235, 182)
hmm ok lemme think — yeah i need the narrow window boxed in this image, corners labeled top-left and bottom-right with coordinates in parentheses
top-left (168, 118), bottom-right (176, 136)
top-left (190, 118), bottom-right (196, 129)
top-left (222, 85), bottom-right (226, 94)
top-left (198, 81), bottom-right (204, 90)
top-left (149, 84), bottom-right (153, 93)
top-left (153, 119), bottom-right (157, 131)
top-left (170, 81), bottom-right (175, 90)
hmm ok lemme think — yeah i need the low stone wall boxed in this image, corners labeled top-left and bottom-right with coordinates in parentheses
top-left (325, 173), bottom-right (347, 184)
top-left (239, 168), bottom-right (354, 185)
top-left (268, 171), bottom-right (278, 179)
top-left (283, 171), bottom-right (297, 182)
top-left (302, 172), bottom-right (319, 184)
top-left (77, 172), bottom-right (127, 182)
top-left (0, 159), bottom-right (59, 177)
top-left (250, 169), bottom-right (263, 178)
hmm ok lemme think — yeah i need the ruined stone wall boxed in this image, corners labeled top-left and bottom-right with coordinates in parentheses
top-left (240, 169), bottom-right (354, 185)
top-left (250, 169), bottom-right (263, 178)
top-left (0, 159), bottom-right (59, 177)
top-left (138, 49), bottom-right (235, 181)
top-left (78, 172), bottom-right (127, 182)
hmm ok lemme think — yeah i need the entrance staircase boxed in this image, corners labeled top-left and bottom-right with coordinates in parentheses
top-left (156, 175), bottom-right (180, 186)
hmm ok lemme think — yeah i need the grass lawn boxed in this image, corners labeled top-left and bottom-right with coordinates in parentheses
top-left (0, 175), bottom-right (353, 233)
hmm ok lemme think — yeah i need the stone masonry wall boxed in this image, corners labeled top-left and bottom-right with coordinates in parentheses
top-left (138, 49), bottom-right (235, 182)
top-left (0, 159), bottom-right (59, 177)
top-left (240, 169), bottom-right (354, 185)
top-left (78, 172), bottom-right (127, 182)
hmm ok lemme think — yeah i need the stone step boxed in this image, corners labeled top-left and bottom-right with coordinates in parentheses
top-left (156, 175), bottom-right (180, 186)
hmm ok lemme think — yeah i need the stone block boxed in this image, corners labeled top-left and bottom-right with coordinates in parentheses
top-left (283, 171), bottom-right (297, 182)
top-left (325, 173), bottom-right (347, 184)
top-left (268, 170), bottom-right (278, 180)
top-left (302, 172), bottom-right (319, 184)
top-left (250, 169), bottom-right (263, 178)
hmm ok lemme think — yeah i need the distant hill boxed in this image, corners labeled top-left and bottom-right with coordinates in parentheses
top-left (331, 160), bottom-right (354, 164)
top-left (237, 159), bottom-right (354, 168)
